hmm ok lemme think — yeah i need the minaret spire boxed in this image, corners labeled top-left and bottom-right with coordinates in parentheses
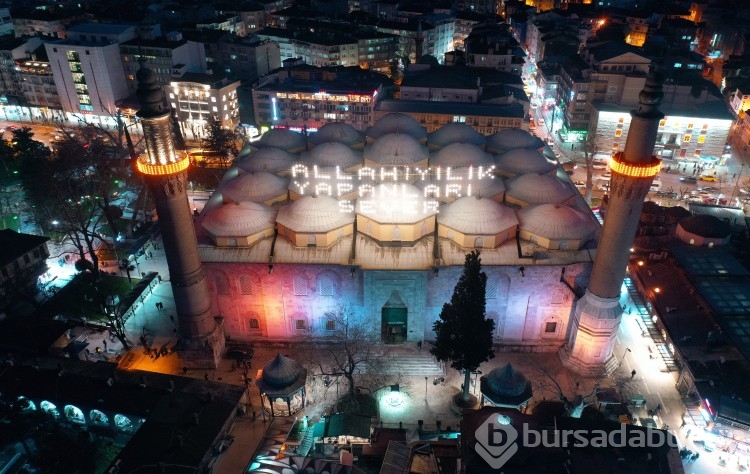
top-left (135, 62), bottom-right (224, 367)
top-left (560, 64), bottom-right (664, 376)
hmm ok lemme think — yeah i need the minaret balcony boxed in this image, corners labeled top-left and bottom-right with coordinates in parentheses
top-left (609, 152), bottom-right (661, 178)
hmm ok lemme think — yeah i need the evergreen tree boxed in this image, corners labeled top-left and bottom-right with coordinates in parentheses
top-left (430, 251), bottom-right (495, 403)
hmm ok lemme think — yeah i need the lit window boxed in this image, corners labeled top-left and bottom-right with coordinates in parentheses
top-left (239, 275), bottom-right (253, 295)
top-left (674, 63), bottom-right (682, 68)
top-left (697, 135), bottom-right (706, 143)
top-left (687, 123), bottom-right (693, 129)
top-left (293, 276), bottom-right (308, 296)
top-left (318, 275), bottom-right (334, 296)
top-left (618, 117), bottom-right (624, 123)
top-left (684, 135), bottom-right (691, 142)
top-left (659, 120), bottom-right (666, 127)
top-left (615, 130), bottom-right (622, 137)
top-left (211, 97), bottom-right (216, 102)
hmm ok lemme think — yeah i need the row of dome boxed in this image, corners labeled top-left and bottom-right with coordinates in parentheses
top-left (234, 141), bottom-right (558, 175)
top-left (201, 194), bottom-right (598, 250)
top-left (216, 171), bottom-right (577, 209)
top-left (244, 114), bottom-right (546, 155)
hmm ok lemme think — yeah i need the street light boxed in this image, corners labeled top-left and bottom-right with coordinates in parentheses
top-left (616, 347), bottom-right (632, 371)
top-left (424, 376), bottom-right (428, 401)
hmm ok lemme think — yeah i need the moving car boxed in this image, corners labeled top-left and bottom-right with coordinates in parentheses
top-left (698, 174), bottom-right (717, 182)
top-left (679, 176), bottom-right (697, 183)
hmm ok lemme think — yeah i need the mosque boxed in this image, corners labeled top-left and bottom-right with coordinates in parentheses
top-left (195, 114), bottom-right (602, 350)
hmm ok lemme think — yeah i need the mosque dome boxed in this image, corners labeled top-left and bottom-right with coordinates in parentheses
top-left (301, 142), bottom-right (363, 169)
top-left (495, 148), bottom-right (558, 175)
top-left (367, 113), bottom-right (427, 140)
top-left (429, 142), bottom-right (494, 168)
top-left (309, 122), bottom-right (365, 147)
top-left (486, 129), bottom-right (545, 154)
top-left (505, 173), bottom-right (576, 205)
top-left (262, 353), bottom-right (303, 388)
top-left (201, 202), bottom-right (277, 238)
top-left (235, 148), bottom-right (296, 174)
top-left (357, 183), bottom-right (436, 224)
top-left (438, 196), bottom-right (518, 234)
top-left (257, 128), bottom-right (307, 152)
top-left (427, 123), bottom-right (486, 149)
top-left (276, 195), bottom-right (353, 232)
top-left (517, 204), bottom-right (598, 242)
top-left (485, 364), bottom-right (531, 398)
top-left (364, 133), bottom-right (428, 166)
top-left (219, 171), bottom-right (290, 204)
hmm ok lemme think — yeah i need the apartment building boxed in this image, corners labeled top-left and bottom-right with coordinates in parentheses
top-left (120, 33), bottom-right (208, 94)
top-left (45, 24), bottom-right (138, 119)
top-left (17, 45), bottom-right (60, 111)
top-left (252, 65), bottom-right (387, 132)
top-left (463, 23), bottom-right (524, 73)
top-left (169, 72), bottom-right (241, 136)
top-left (0, 36), bottom-right (42, 107)
top-left (11, 8), bottom-right (77, 39)
top-left (216, 35), bottom-right (280, 81)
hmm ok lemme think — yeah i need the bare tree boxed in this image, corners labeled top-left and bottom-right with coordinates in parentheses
top-left (532, 362), bottom-right (602, 418)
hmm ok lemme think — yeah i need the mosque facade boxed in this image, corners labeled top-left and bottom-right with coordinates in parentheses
top-left (196, 114), bottom-right (601, 350)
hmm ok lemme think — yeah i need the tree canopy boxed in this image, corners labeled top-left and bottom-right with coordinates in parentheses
top-left (431, 251), bottom-right (495, 402)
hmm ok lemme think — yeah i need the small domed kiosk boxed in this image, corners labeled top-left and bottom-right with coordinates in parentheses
top-left (255, 353), bottom-right (308, 417)
top-left (479, 363), bottom-right (533, 410)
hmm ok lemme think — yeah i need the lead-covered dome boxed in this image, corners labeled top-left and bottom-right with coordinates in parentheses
top-left (438, 196), bottom-right (518, 234)
top-left (261, 353), bottom-right (303, 388)
top-left (235, 147), bottom-right (296, 174)
top-left (364, 132), bottom-right (428, 166)
top-left (495, 148), bottom-right (557, 175)
top-left (218, 171), bottom-right (290, 204)
top-left (257, 128), bottom-right (307, 153)
top-left (486, 364), bottom-right (531, 398)
top-left (202, 202), bottom-right (277, 238)
top-left (429, 142), bottom-right (494, 168)
top-left (505, 173), bottom-right (576, 205)
top-left (276, 195), bottom-right (353, 232)
top-left (357, 183), bottom-right (436, 223)
top-left (301, 142), bottom-right (363, 169)
top-left (517, 203), bottom-right (598, 246)
top-left (486, 128), bottom-right (545, 154)
top-left (309, 122), bottom-right (365, 147)
top-left (367, 113), bottom-right (427, 141)
top-left (427, 123), bottom-right (486, 149)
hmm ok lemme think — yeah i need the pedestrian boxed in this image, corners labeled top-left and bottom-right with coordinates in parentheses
top-left (204, 372), bottom-right (209, 381)
top-left (631, 369), bottom-right (637, 379)
top-left (103, 339), bottom-right (107, 350)
top-left (155, 302), bottom-right (160, 311)
top-left (148, 251), bottom-right (153, 258)
top-left (417, 340), bottom-right (422, 351)
top-left (169, 314), bottom-right (174, 322)
top-left (157, 274), bottom-right (162, 283)
top-left (733, 173), bottom-right (737, 179)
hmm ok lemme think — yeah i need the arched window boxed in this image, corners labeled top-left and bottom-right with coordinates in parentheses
top-left (90, 409), bottom-right (109, 425)
top-left (486, 280), bottom-right (498, 299)
top-left (474, 237), bottom-right (484, 248)
top-left (64, 405), bottom-right (85, 424)
top-left (248, 318), bottom-right (260, 330)
top-left (239, 275), bottom-right (254, 295)
top-left (318, 275), bottom-right (334, 296)
top-left (215, 272), bottom-right (230, 295)
top-left (40, 401), bottom-right (59, 417)
top-left (293, 275), bottom-right (308, 296)
top-left (114, 414), bottom-right (134, 431)
top-left (307, 234), bottom-right (317, 246)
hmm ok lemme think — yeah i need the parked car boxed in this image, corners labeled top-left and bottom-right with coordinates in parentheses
top-left (679, 176), bottom-right (697, 183)
top-left (656, 190), bottom-right (678, 199)
top-left (698, 174), bottom-right (717, 182)
top-left (573, 180), bottom-right (586, 189)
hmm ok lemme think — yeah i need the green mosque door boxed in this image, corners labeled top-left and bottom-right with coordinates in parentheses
top-left (382, 290), bottom-right (407, 344)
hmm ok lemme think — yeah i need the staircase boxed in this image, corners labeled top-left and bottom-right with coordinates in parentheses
top-left (375, 350), bottom-right (444, 376)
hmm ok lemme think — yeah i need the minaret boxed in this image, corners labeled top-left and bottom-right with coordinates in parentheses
top-left (561, 67), bottom-right (664, 375)
top-left (134, 63), bottom-right (225, 367)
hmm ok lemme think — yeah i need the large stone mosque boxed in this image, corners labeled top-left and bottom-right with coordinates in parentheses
top-left (195, 114), bottom-right (602, 350)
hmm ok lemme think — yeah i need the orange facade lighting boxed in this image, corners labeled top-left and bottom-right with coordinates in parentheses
top-left (136, 155), bottom-right (190, 176)
top-left (608, 153), bottom-right (661, 178)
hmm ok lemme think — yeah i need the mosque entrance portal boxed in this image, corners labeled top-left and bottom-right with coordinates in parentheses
top-left (382, 290), bottom-right (407, 344)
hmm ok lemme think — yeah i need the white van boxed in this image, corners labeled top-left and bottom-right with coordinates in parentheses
top-left (650, 179), bottom-right (662, 191)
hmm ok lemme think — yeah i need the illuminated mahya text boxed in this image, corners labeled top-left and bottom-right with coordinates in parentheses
top-left (291, 164), bottom-right (496, 213)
